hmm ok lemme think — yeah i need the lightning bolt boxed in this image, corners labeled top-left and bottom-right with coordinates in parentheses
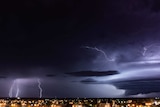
top-left (142, 43), bottom-right (160, 56)
top-left (9, 80), bottom-right (15, 98)
top-left (83, 46), bottom-right (115, 61)
top-left (15, 82), bottom-right (19, 98)
top-left (9, 79), bottom-right (19, 98)
top-left (142, 47), bottom-right (147, 56)
top-left (37, 79), bottom-right (43, 98)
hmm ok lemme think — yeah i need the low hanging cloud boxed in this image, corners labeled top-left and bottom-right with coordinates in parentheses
top-left (112, 77), bottom-right (160, 96)
top-left (80, 78), bottom-right (98, 83)
top-left (45, 74), bottom-right (56, 77)
top-left (80, 76), bottom-right (160, 97)
top-left (0, 76), bottom-right (7, 79)
top-left (65, 70), bottom-right (119, 77)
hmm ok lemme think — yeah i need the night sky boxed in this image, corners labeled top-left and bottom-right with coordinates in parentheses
top-left (1, 0), bottom-right (160, 98)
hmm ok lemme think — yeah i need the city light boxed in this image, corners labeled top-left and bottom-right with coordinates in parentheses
top-left (0, 98), bottom-right (158, 107)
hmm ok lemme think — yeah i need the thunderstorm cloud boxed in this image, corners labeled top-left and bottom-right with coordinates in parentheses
top-left (45, 74), bottom-right (56, 78)
top-left (65, 70), bottom-right (119, 77)
top-left (112, 78), bottom-right (160, 96)
top-left (80, 78), bottom-right (98, 83)
top-left (0, 76), bottom-right (7, 79)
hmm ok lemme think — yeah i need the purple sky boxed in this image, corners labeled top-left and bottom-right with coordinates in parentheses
top-left (1, 0), bottom-right (160, 98)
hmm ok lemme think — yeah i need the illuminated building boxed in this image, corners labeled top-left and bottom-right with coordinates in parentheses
top-left (112, 100), bottom-right (116, 107)
top-left (98, 103), bottom-right (107, 107)
top-left (72, 104), bottom-right (83, 107)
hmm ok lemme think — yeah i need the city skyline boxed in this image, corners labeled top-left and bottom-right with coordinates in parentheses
top-left (0, 98), bottom-right (158, 107)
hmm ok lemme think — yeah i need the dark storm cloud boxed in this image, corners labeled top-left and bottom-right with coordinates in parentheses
top-left (0, 66), bottom-right (57, 78)
top-left (112, 78), bottom-right (160, 96)
top-left (0, 76), bottom-right (7, 79)
top-left (45, 74), bottom-right (56, 77)
top-left (80, 78), bottom-right (98, 83)
top-left (80, 77), bottom-right (160, 96)
top-left (65, 70), bottom-right (119, 77)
